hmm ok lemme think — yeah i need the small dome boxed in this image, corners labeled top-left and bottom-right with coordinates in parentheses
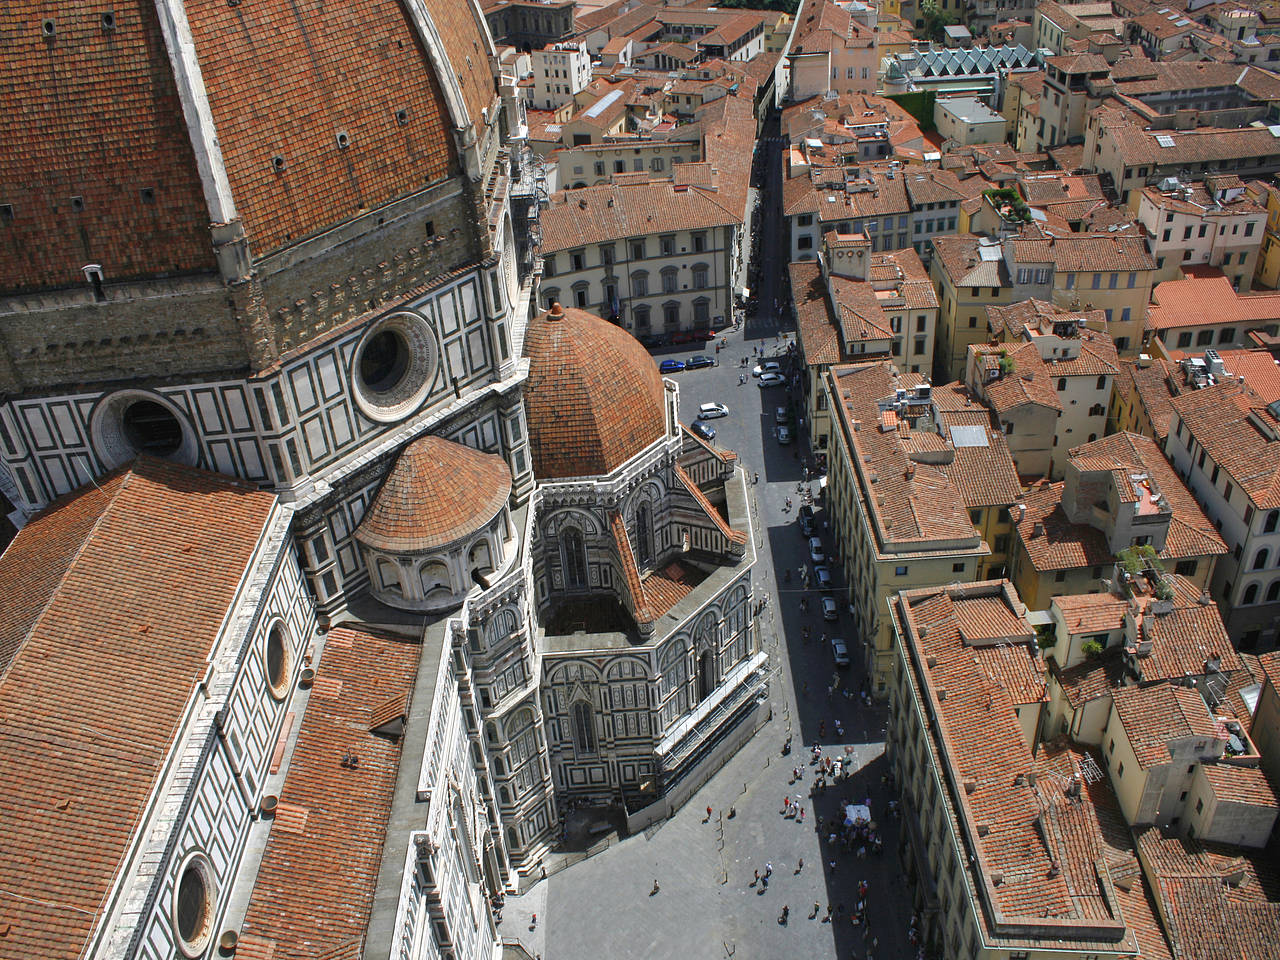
top-left (523, 304), bottom-right (667, 479)
top-left (356, 435), bottom-right (512, 552)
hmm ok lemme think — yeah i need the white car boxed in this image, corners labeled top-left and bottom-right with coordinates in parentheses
top-left (830, 638), bottom-right (850, 669)
top-left (698, 402), bottom-right (729, 420)
top-left (822, 596), bottom-right (839, 621)
top-left (808, 536), bottom-right (825, 563)
top-left (757, 372), bottom-right (785, 387)
top-left (752, 361), bottom-right (782, 377)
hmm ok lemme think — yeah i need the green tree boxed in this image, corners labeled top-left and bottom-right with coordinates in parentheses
top-left (918, 0), bottom-right (956, 42)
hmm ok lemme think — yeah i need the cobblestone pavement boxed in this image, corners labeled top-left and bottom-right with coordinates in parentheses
top-left (499, 123), bottom-right (918, 960)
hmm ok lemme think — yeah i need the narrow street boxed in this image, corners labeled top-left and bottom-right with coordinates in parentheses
top-left (499, 116), bottom-right (916, 960)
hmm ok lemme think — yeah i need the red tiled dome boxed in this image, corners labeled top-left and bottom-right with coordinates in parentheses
top-left (523, 304), bottom-right (667, 479)
top-left (356, 435), bottom-right (511, 552)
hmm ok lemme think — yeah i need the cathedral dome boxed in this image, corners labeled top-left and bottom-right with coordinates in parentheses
top-left (523, 304), bottom-right (668, 480)
top-left (356, 435), bottom-right (512, 553)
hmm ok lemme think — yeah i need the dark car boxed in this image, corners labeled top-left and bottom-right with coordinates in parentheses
top-left (686, 355), bottom-right (716, 369)
top-left (671, 331), bottom-right (696, 345)
top-left (659, 359), bottom-right (686, 374)
top-left (691, 420), bottom-right (716, 441)
top-left (640, 334), bottom-right (666, 349)
top-left (798, 504), bottom-right (815, 536)
top-left (692, 329), bottom-right (716, 341)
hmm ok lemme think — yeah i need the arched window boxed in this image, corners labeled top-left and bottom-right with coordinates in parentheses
top-left (693, 297), bottom-right (710, 326)
top-left (633, 304), bottom-right (651, 331)
top-left (660, 267), bottom-right (678, 294)
top-left (636, 502), bottom-right (654, 567)
top-left (571, 280), bottom-right (590, 309)
top-left (469, 539), bottom-right (494, 581)
top-left (1244, 583), bottom-right (1259, 604)
top-left (663, 301), bottom-right (680, 329)
top-left (543, 286), bottom-right (560, 309)
top-left (631, 270), bottom-right (649, 297)
top-left (1256, 549), bottom-right (1270, 571)
top-left (572, 700), bottom-right (596, 754)
top-left (562, 528), bottom-right (587, 588)
top-left (692, 263), bottom-right (709, 288)
top-left (1266, 510), bottom-right (1279, 533)
top-left (421, 560), bottom-right (451, 598)
top-left (698, 649), bottom-right (715, 701)
top-left (1268, 580), bottom-right (1280, 602)
top-left (378, 559), bottom-right (402, 596)
top-left (507, 826), bottom-right (520, 851)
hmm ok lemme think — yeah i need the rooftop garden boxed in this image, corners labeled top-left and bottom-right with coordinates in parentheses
top-left (984, 188), bottom-right (1032, 224)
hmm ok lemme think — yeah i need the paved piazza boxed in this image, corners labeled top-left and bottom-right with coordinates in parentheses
top-left (502, 147), bottom-right (918, 957)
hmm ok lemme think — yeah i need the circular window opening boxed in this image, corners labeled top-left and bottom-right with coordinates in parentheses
top-left (265, 623), bottom-right (290, 699)
top-left (121, 399), bottom-right (183, 456)
top-left (359, 329), bottom-right (411, 395)
top-left (174, 856), bottom-right (214, 956)
top-left (350, 313), bottom-right (438, 423)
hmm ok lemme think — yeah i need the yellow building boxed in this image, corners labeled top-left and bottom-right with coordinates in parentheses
top-left (825, 362), bottom-right (995, 693)
top-left (930, 234), bottom-right (1014, 381)
top-left (1248, 180), bottom-right (1280, 290)
top-left (1010, 432), bottom-right (1224, 609)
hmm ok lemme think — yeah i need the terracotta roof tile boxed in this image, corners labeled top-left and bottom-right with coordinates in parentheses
top-left (1199, 762), bottom-right (1280, 807)
top-left (1171, 380), bottom-right (1280, 509)
top-left (1148, 270), bottom-right (1280, 330)
top-left (356, 435), bottom-right (511, 552)
top-left (1111, 684), bottom-right (1223, 769)
top-left (523, 304), bottom-right (667, 479)
top-left (0, 1), bottom-right (217, 290)
top-left (184, 0), bottom-right (469, 257)
top-left (1134, 825), bottom-right (1280, 960)
top-left (1052, 592), bottom-right (1128, 635)
top-left (0, 458), bottom-right (276, 960)
top-left (674, 463), bottom-right (747, 545)
top-left (240, 626), bottom-right (421, 958)
top-left (1050, 647), bottom-right (1126, 707)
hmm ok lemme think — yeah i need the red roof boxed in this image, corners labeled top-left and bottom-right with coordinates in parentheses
top-left (0, 458), bottom-right (276, 960)
top-left (1148, 270), bottom-right (1280, 330)
top-left (239, 626), bottom-right (422, 959)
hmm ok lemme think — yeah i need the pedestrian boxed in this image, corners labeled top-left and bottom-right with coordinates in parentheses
top-left (532, 913), bottom-right (537, 927)
top-left (754, 868), bottom-right (760, 884)
top-left (782, 795), bottom-right (790, 814)
top-left (765, 861), bottom-right (773, 878)
top-left (706, 805), bottom-right (713, 822)
top-left (652, 879), bottom-right (660, 895)
top-left (800, 806), bottom-right (806, 822)
top-left (797, 857), bottom-right (804, 873)
top-left (810, 901), bottom-right (820, 919)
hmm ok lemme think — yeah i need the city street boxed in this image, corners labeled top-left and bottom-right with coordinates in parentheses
top-left (499, 130), bottom-right (917, 960)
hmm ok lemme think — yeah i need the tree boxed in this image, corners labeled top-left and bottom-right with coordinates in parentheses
top-left (918, 0), bottom-right (956, 42)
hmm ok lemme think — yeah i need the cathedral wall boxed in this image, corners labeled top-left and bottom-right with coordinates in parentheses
top-left (0, 180), bottom-right (484, 396)
top-left (0, 264), bottom-right (526, 518)
top-left (109, 514), bottom-right (317, 958)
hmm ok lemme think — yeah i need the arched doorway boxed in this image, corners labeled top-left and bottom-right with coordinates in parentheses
top-left (698, 649), bottom-right (714, 701)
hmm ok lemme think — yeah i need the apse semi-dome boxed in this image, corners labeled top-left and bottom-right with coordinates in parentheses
top-left (522, 303), bottom-right (668, 480)
top-left (355, 434), bottom-right (515, 611)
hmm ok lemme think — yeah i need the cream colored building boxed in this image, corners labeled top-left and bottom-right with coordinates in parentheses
top-left (1010, 432), bottom-right (1225, 610)
top-left (1135, 177), bottom-right (1267, 291)
top-left (791, 234), bottom-right (938, 453)
top-left (824, 362), bottom-right (994, 692)
top-left (887, 579), bottom-right (1176, 960)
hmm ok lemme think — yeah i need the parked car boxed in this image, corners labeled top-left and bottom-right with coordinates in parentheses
top-left (690, 420), bottom-right (716, 441)
top-left (698, 402), bottom-right (729, 420)
top-left (640, 335), bottom-right (666, 349)
top-left (830, 637), bottom-right (850, 669)
top-left (659, 359), bottom-right (686, 374)
top-left (671, 331), bottom-right (696, 345)
top-left (686, 355), bottom-right (716, 370)
top-left (758, 372), bottom-right (785, 387)
top-left (814, 565), bottom-right (833, 590)
top-left (775, 406), bottom-right (788, 425)
top-left (752, 361), bottom-right (782, 377)
top-left (808, 536), bottom-right (825, 563)
top-left (822, 596), bottom-right (839, 621)
top-left (778, 425), bottom-right (793, 444)
top-left (692, 329), bottom-right (717, 341)
top-left (798, 504), bottom-right (815, 536)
